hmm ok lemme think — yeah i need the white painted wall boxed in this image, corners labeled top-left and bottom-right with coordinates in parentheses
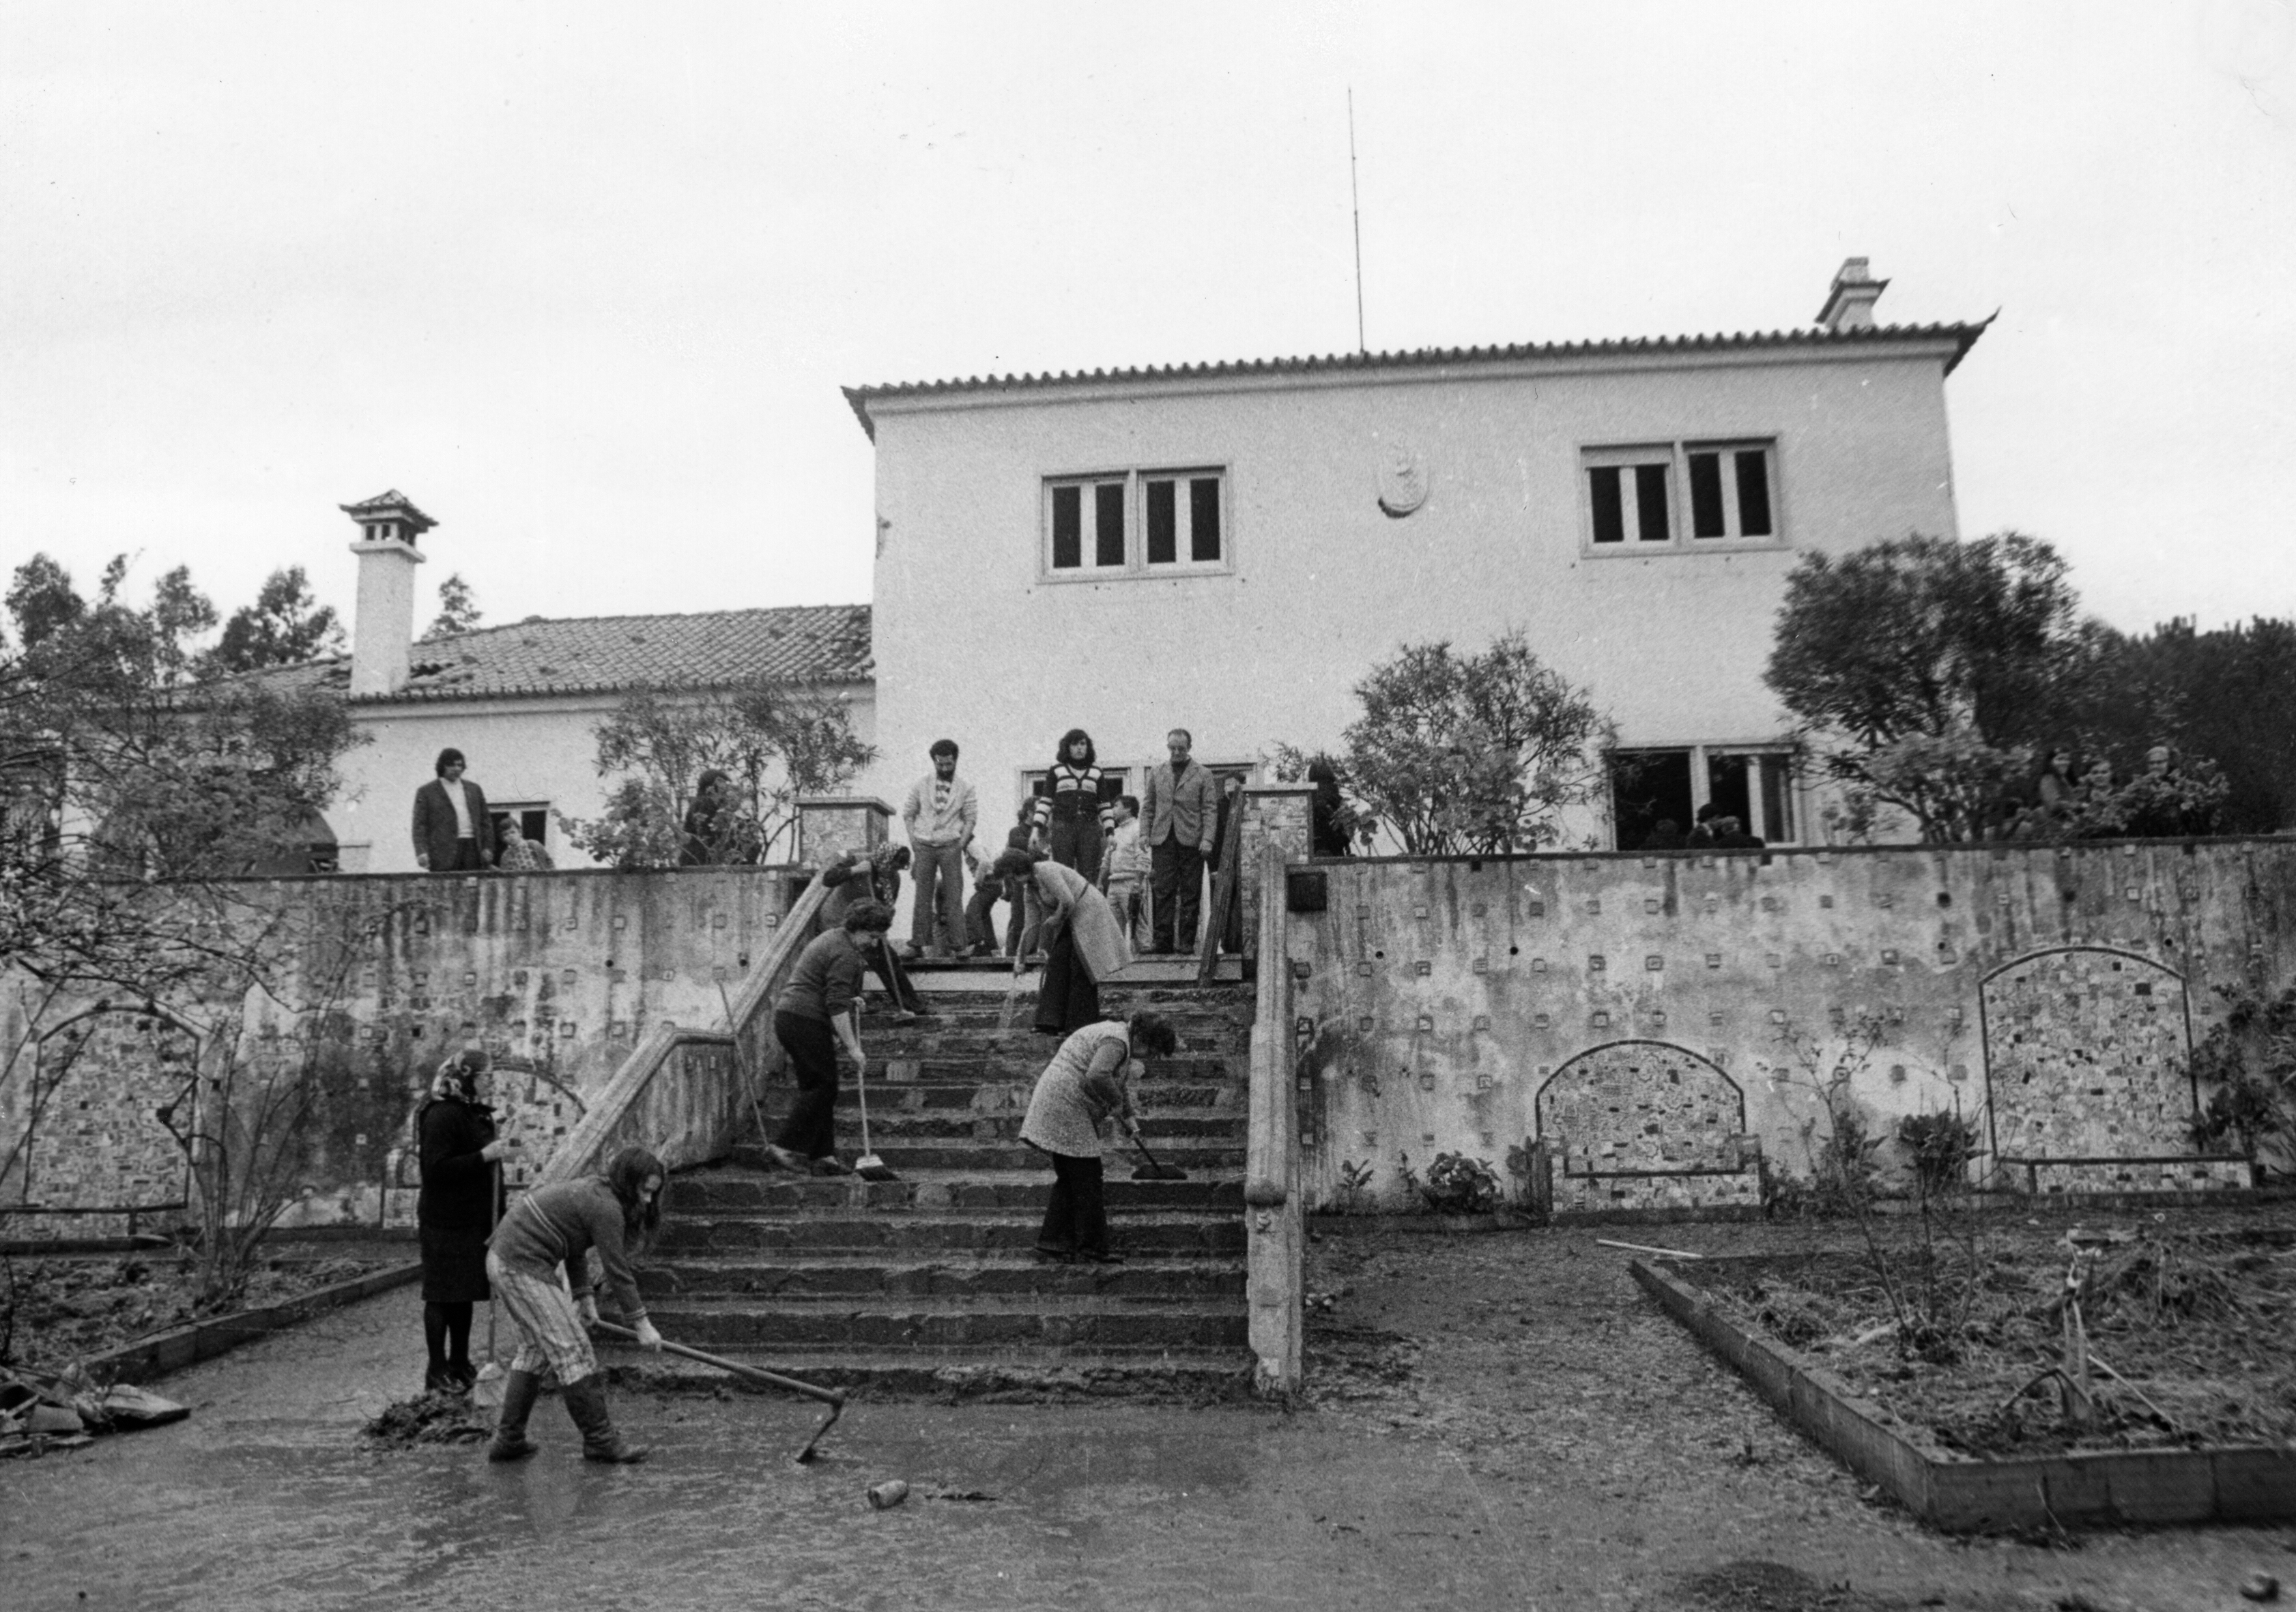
top-left (859, 343), bottom-right (1966, 845)
top-left (325, 685), bottom-right (876, 873)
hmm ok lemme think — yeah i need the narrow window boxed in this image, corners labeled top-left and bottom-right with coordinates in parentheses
top-left (1588, 466), bottom-right (1625, 544)
top-left (1634, 464), bottom-right (1670, 543)
top-left (1190, 476), bottom-right (1222, 562)
top-left (1734, 449), bottom-right (1773, 536)
top-left (1757, 753), bottom-right (1794, 841)
top-left (1146, 479), bottom-right (1177, 564)
top-left (1688, 452), bottom-right (1725, 538)
top-left (1051, 485), bottom-right (1082, 569)
top-left (1095, 482), bottom-right (1126, 566)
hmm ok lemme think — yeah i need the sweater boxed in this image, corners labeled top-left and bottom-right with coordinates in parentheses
top-left (902, 772), bottom-right (979, 848)
top-left (489, 1176), bottom-right (648, 1323)
top-left (775, 928), bottom-right (868, 1023)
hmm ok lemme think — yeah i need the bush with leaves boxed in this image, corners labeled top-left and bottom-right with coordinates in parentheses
top-left (1419, 1152), bottom-right (1502, 1215)
top-left (556, 679), bottom-right (875, 868)
top-left (1276, 630), bottom-right (1612, 857)
top-left (2185, 985), bottom-right (2296, 1177)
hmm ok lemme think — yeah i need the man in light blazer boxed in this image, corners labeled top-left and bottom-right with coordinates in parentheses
top-left (412, 747), bottom-right (496, 872)
top-left (1138, 728), bottom-right (1219, 953)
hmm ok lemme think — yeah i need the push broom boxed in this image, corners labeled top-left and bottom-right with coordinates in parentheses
top-left (850, 1001), bottom-right (898, 1183)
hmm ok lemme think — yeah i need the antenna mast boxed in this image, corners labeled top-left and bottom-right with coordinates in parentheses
top-left (1348, 89), bottom-right (1366, 354)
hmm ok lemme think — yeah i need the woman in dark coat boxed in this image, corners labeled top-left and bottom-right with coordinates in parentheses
top-left (416, 1050), bottom-right (513, 1392)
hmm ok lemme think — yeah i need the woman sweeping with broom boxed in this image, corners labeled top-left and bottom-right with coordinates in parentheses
top-left (992, 845), bottom-right (1130, 1037)
top-left (1018, 1010), bottom-right (1178, 1264)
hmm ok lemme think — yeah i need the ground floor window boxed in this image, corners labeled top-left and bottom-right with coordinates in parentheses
top-left (1609, 747), bottom-right (1796, 851)
top-left (489, 803), bottom-right (551, 850)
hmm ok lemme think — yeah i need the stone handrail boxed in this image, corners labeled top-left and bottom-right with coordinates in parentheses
top-left (537, 872), bottom-right (830, 1185)
top-left (1244, 838), bottom-right (1303, 1394)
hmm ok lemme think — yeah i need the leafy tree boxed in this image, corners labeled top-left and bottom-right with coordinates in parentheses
top-left (1770, 534), bottom-right (2111, 842)
top-left (556, 680), bottom-right (876, 867)
top-left (2, 557), bottom-right (364, 1257)
top-left (1286, 630), bottom-right (1612, 856)
top-left (210, 566), bottom-right (342, 672)
top-left (2074, 617), bottom-right (2296, 834)
top-left (422, 573), bottom-right (483, 641)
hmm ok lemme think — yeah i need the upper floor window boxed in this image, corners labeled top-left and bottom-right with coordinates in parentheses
top-left (1583, 440), bottom-right (1778, 553)
top-left (1045, 469), bottom-right (1227, 580)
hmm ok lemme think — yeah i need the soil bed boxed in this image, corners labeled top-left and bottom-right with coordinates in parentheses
top-left (1690, 1215), bottom-right (2296, 1459)
top-left (2, 1252), bottom-right (381, 1371)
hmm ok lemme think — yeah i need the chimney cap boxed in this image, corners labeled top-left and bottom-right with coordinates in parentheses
top-left (339, 489), bottom-right (438, 537)
top-left (1815, 257), bottom-right (1891, 332)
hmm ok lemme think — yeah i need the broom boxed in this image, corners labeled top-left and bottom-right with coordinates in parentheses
top-left (471, 1157), bottom-right (507, 1411)
top-left (851, 1037), bottom-right (898, 1183)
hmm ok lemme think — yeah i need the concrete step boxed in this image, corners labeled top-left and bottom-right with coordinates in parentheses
top-left (876, 1055), bottom-right (1239, 1084)
top-left (654, 1210), bottom-right (1246, 1258)
top-left (683, 1164), bottom-right (1244, 1213)
top-left (857, 1026), bottom-right (1246, 1059)
top-left (599, 1344), bottom-right (1254, 1400)
top-left (640, 1295), bottom-right (1250, 1351)
top-left (822, 1113), bottom-right (1245, 1144)
top-left (837, 1141), bottom-right (1246, 1174)
top-left (637, 1253), bottom-right (1246, 1301)
top-left (846, 1080), bottom-right (1236, 1113)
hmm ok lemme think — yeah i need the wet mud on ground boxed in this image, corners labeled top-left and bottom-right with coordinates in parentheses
top-left (5, 1218), bottom-right (2291, 1611)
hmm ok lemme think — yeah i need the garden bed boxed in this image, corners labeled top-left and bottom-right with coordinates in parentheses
top-left (1690, 1222), bottom-right (2295, 1458)
top-left (1632, 1213), bottom-right (2296, 1530)
top-left (3, 1252), bottom-right (397, 1375)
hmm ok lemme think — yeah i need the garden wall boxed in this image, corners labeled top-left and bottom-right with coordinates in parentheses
top-left (1283, 837), bottom-right (2296, 1213)
top-left (1, 866), bottom-right (805, 1239)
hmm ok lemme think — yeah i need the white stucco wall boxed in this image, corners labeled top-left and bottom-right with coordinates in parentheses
top-left (858, 342), bottom-right (1966, 845)
top-left (326, 685), bottom-right (876, 874)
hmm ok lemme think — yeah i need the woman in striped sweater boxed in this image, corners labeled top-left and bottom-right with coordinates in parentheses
top-left (1031, 728), bottom-right (1115, 880)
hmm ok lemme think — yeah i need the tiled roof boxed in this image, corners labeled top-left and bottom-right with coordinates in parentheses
top-left (338, 489), bottom-right (437, 531)
top-left (257, 603), bottom-right (872, 705)
top-left (842, 319), bottom-right (1993, 439)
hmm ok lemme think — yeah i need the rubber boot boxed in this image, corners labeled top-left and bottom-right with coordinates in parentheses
top-left (563, 1374), bottom-right (648, 1465)
top-left (486, 1369), bottom-right (542, 1463)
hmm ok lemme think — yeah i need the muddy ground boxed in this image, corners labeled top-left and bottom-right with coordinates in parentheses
top-left (2, 1210), bottom-right (2290, 1611)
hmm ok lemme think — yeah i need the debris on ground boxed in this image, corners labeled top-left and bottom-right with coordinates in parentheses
top-left (360, 1389), bottom-right (495, 1448)
top-left (5, 1252), bottom-right (379, 1370)
top-left (0, 1363), bottom-right (189, 1458)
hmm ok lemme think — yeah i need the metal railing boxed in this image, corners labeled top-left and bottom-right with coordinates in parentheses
top-left (1243, 838), bottom-right (1303, 1394)
top-left (537, 873), bottom-right (829, 1185)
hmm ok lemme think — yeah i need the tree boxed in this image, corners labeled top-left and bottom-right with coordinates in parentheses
top-left (209, 566), bottom-right (342, 672)
top-left (422, 573), bottom-right (483, 641)
top-left (1767, 534), bottom-right (2108, 841)
top-left (1, 556), bottom-right (364, 1232)
top-left (2074, 617), bottom-right (2296, 834)
top-left (1290, 630), bottom-right (1613, 857)
top-left (556, 680), bottom-right (876, 867)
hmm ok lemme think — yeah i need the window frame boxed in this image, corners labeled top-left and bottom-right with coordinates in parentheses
top-left (1041, 466), bottom-right (1233, 583)
top-left (1578, 437), bottom-right (1784, 557)
top-left (1607, 743), bottom-right (1801, 848)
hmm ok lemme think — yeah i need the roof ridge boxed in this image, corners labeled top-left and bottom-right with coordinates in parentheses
top-left (422, 601), bottom-right (870, 641)
top-left (840, 320), bottom-right (1992, 437)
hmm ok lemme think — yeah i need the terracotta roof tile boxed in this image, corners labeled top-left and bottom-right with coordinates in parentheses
top-left (841, 319), bottom-right (1993, 439)
top-left (255, 603), bottom-right (872, 705)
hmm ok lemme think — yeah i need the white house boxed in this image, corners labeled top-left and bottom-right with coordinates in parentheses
top-left (844, 259), bottom-right (1989, 850)
top-left (276, 491), bottom-right (874, 873)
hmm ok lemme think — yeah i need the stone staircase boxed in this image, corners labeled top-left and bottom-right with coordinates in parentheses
top-left (623, 981), bottom-right (1257, 1396)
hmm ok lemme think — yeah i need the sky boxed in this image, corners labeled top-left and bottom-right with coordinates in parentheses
top-left (4, 1), bottom-right (2293, 642)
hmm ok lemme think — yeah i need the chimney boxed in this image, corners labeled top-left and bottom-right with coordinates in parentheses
top-left (1815, 257), bottom-right (1889, 332)
top-left (338, 489), bottom-right (435, 697)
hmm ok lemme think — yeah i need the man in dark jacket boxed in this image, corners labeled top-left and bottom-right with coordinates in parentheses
top-left (412, 748), bottom-right (496, 872)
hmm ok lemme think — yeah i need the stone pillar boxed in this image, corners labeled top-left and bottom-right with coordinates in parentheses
top-left (796, 796), bottom-right (894, 869)
top-left (1237, 786), bottom-right (1314, 959)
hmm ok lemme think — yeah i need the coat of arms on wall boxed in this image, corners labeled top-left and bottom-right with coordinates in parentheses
top-left (1376, 441), bottom-right (1429, 518)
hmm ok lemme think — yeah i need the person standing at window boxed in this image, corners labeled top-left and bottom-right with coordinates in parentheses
top-left (1139, 728), bottom-right (1218, 954)
top-left (1030, 729), bottom-right (1113, 879)
top-left (412, 748), bottom-right (495, 872)
top-left (900, 740), bottom-right (977, 960)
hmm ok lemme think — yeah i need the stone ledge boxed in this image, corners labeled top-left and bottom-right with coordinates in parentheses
top-left (1631, 1256), bottom-right (2296, 1531)
top-left (81, 1262), bottom-right (422, 1386)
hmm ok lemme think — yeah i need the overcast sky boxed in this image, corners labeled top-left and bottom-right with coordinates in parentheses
top-left (5, 2), bottom-right (2292, 643)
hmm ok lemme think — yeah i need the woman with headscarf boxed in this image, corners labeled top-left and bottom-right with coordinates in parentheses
top-left (485, 1145), bottom-right (667, 1465)
top-left (1030, 728), bottom-right (1114, 878)
top-left (994, 845), bottom-right (1131, 1037)
top-left (416, 1050), bottom-right (512, 1392)
top-left (1018, 1011), bottom-right (1178, 1263)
